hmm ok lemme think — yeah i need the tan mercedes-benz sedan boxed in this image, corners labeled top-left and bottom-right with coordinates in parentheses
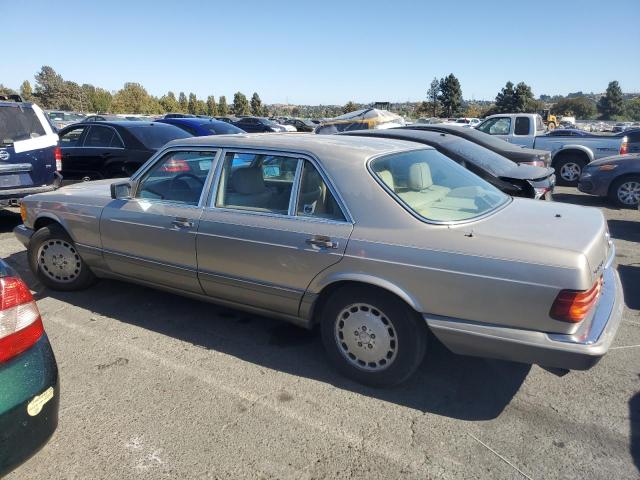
top-left (15, 133), bottom-right (623, 386)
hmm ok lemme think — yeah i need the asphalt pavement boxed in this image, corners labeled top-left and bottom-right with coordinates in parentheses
top-left (2, 187), bottom-right (639, 479)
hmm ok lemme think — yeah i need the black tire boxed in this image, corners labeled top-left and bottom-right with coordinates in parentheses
top-left (554, 154), bottom-right (586, 186)
top-left (608, 175), bottom-right (640, 208)
top-left (320, 286), bottom-right (427, 387)
top-left (28, 224), bottom-right (97, 291)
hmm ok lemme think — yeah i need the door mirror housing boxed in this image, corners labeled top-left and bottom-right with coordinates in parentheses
top-left (110, 180), bottom-right (133, 199)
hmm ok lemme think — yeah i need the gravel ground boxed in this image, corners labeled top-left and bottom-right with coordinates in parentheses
top-left (2, 187), bottom-right (639, 480)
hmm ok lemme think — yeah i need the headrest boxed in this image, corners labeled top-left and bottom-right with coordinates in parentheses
top-left (378, 170), bottom-right (395, 191)
top-left (231, 167), bottom-right (266, 194)
top-left (408, 163), bottom-right (433, 191)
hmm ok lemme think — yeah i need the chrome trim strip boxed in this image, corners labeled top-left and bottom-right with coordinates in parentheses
top-left (102, 248), bottom-right (195, 273)
top-left (198, 269), bottom-right (304, 297)
top-left (0, 163), bottom-right (32, 172)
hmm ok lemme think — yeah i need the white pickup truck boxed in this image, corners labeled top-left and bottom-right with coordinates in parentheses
top-left (476, 113), bottom-right (629, 185)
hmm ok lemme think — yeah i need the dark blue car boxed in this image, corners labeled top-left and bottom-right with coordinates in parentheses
top-left (0, 95), bottom-right (62, 206)
top-left (157, 117), bottom-right (245, 136)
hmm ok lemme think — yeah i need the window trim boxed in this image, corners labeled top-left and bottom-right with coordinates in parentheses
top-left (80, 125), bottom-right (126, 149)
top-left (205, 147), bottom-right (353, 224)
top-left (366, 147), bottom-right (512, 226)
top-left (131, 147), bottom-right (221, 208)
top-left (513, 116), bottom-right (531, 136)
top-left (58, 125), bottom-right (89, 149)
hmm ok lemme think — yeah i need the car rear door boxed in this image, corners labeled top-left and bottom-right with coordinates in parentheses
top-left (196, 150), bottom-right (353, 317)
top-left (100, 148), bottom-right (219, 293)
top-left (78, 125), bottom-right (128, 178)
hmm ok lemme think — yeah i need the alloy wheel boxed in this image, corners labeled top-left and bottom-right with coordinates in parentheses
top-left (37, 239), bottom-right (82, 283)
top-left (617, 181), bottom-right (640, 205)
top-left (560, 162), bottom-right (581, 182)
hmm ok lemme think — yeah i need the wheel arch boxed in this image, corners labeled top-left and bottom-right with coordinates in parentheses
top-left (33, 214), bottom-right (75, 240)
top-left (608, 172), bottom-right (640, 196)
top-left (551, 146), bottom-right (593, 165)
top-left (306, 274), bottom-right (424, 325)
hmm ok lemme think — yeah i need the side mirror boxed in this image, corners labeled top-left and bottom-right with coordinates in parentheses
top-left (110, 180), bottom-right (133, 199)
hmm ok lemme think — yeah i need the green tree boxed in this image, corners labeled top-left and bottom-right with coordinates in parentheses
top-left (159, 91), bottom-right (179, 113)
top-left (0, 84), bottom-right (17, 96)
top-left (233, 92), bottom-right (250, 115)
top-left (261, 105), bottom-right (270, 117)
top-left (178, 92), bottom-right (188, 113)
top-left (597, 81), bottom-right (624, 119)
top-left (493, 81), bottom-right (517, 113)
top-left (426, 77), bottom-right (440, 117)
top-left (80, 84), bottom-right (96, 111)
top-left (626, 97), bottom-right (640, 121)
top-left (514, 82), bottom-right (536, 112)
top-left (250, 92), bottom-right (262, 116)
top-left (342, 101), bottom-right (358, 114)
top-left (438, 74), bottom-right (462, 117)
top-left (91, 88), bottom-right (112, 113)
top-left (20, 80), bottom-right (33, 101)
top-left (219, 96), bottom-right (229, 116)
top-left (206, 95), bottom-right (218, 116)
top-left (195, 99), bottom-right (207, 115)
top-left (187, 93), bottom-right (197, 114)
top-left (111, 82), bottom-right (159, 114)
top-left (34, 66), bottom-right (67, 108)
top-left (60, 81), bottom-right (82, 111)
top-left (551, 97), bottom-right (596, 119)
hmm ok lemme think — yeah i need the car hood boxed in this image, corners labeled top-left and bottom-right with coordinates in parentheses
top-left (469, 199), bottom-right (610, 288)
top-left (587, 153), bottom-right (640, 167)
top-left (499, 164), bottom-right (554, 181)
top-left (57, 178), bottom-right (121, 197)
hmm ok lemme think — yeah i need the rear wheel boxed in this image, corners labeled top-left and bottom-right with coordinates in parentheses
top-left (28, 224), bottom-right (97, 291)
top-left (609, 175), bottom-right (640, 208)
top-left (554, 155), bottom-right (586, 186)
top-left (320, 286), bottom-right (427, 387)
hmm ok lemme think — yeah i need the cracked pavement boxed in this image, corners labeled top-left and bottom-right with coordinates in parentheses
top-left (2, 187), bottom-right (639, 479)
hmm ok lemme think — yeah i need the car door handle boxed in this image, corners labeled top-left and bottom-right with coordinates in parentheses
top-left (171, 218), bottom-right (194, 229)
top-left (306, 236), bottom-right (338, 249)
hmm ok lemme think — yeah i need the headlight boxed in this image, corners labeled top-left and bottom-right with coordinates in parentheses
top-left (598, 164), bottom-right (618, 171)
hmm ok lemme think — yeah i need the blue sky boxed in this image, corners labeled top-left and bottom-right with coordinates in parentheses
top-left (3, 0), bottom-right (639, 104)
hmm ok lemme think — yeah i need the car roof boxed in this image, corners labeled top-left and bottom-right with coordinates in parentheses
top-left (165, 132), bottom-right (429, 160)
top-left (0, 101), bottom-right (34, 108)
top-left (73, 121), bottom-right (172, 127)
top-left (160, 117), bottom-right (228, 126)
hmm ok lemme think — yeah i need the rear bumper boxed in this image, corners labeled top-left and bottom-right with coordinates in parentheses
top-left (425, 247), bottom-right (624, 371)
top-left (0, 335), bottom-right (59, 477)
top-left (0, 173), bottom-right (62, 205)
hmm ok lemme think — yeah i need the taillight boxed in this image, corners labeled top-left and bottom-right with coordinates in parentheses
top-left (54, 146), bottom-right (63, 171)
top-left (0, 276), bottom-right (44, 362)
top-left (619, 141), bottom-right (628, 155)
top-left (160, 159), bottom-right (190, 173)
top-left (550, 276), bottom-right (603, 323)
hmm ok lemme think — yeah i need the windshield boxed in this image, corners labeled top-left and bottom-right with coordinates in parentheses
top-left (202, 122), bottom-right (244, 134)
top-left (0, 105), bottom-right (46, 145)
top-left (127, 124), bottom-right (192, 149)
top-left (443, 137), bottom-right (517, 176)
top-left (370, 149), bottom-right (509, 223)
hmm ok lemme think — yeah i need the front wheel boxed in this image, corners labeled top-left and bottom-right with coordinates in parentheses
top-left (320, 286), bottom-right (427, 387)
top-left (28, 224), bottom-right (97, 291)
top-left (609, 175), bottom-right (640, 208)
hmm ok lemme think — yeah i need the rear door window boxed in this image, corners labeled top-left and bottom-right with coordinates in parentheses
top-left (514, 117), bottom-right (530, 136)
top-left (84, 126), bottom-right (119, 148)
top-left (59, 126), bottom-right (87, 147)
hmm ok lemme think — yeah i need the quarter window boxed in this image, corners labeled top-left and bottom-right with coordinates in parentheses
top-left (137, 151), bottom-right (216, 205)
top-left (215, 152), bottom-right (300, 214)
top-left (296, 161), bottom-right (345, 221)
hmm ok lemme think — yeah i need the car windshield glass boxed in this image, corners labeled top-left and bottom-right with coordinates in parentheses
top-left (202, 122), bottom-right (244, 134)
top-left (444, 137), bottom-right (516, 176)
top-left (127, 124), bottom-right (192, 149)
top-left (370, 149), bottom-right (509, 223)
top-left (0, 105), bottom-right (46, 145)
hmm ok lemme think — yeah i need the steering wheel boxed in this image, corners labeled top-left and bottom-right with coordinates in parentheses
top-left (170, 173), bottom-right (204, 189)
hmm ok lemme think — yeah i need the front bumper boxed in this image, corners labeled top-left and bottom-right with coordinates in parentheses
top-left (0, 172), bottom-right (62, 206)
top-left (578, 171), bottom-right (610, 197)
top-left (0, 335), bottom-right (60, 477)
top-left (425, 247), bottom-right (624, 371)
top-left (14, 224), bottom-right (35, 248)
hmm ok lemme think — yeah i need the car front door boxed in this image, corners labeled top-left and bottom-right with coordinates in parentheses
top-left (100, 148), bottom-right (219, 293)
top-left (58, 125), bottom-right (89, 179)
top-left (196, 151), bottom-right (353, 317)
top-left (476, 117), bottom-right (512, 143)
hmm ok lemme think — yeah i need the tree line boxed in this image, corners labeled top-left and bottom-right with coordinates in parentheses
top-left (1, 66), bottom-right (638, 121)
top-left (0, 66), bottom-right (271, 117)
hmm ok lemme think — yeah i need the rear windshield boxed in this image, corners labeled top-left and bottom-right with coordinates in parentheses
top-left (0, 105), bottom-right (46, 146)
top-left (370, 149), bottom-right (508, 223)
top-left (202, 122), bottom-right (244, 135)
top-left (442, 137), bottom-right (517, 176)
top-left (127, 124), bottom-right (192, 149)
